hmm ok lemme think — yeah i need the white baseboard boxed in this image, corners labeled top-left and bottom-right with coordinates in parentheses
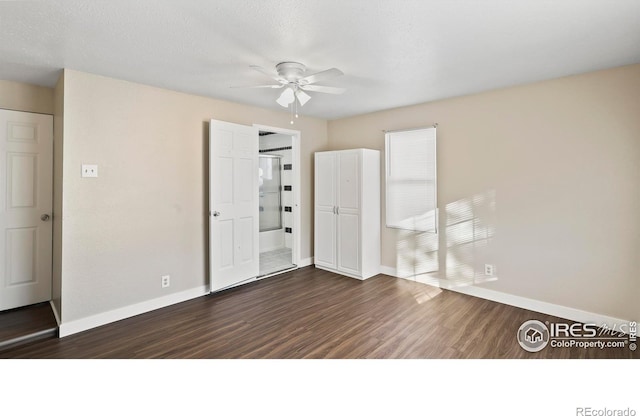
top-left (298, 256), bottom-right (314, 267)
top-left (58, 285), bottom-right (209, 338)
top-left (60, 259), bottom-right (318, 338)
top-left (379, 266), bottom-right (396, 277)
top-left (57, 265), bottom-right (632, 338)
top-left (380, 267), bottom-right (632, 333)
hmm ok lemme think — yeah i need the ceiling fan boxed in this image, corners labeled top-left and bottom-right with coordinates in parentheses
top-left (235, 62), bottom-right (345, 109)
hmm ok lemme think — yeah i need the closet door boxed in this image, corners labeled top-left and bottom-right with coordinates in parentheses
top-left (0, 110), bottom-right (53, 311)
top-left (314, 152), bottom-right (337, 269)
top-left (336, 151), bottom-right (361, 275)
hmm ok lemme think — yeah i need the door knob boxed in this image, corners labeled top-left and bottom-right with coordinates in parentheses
top-left (212, 211), bottom-right (221, 217)
top-left (40, 214), bottom-right (51, 221)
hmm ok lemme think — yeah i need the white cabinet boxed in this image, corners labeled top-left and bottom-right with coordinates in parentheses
top-left (314, 149), bottom-right (380, 280)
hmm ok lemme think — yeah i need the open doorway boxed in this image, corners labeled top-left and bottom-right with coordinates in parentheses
top-left (209, 120), bottom-right (301, 292)
top-left (257, 127), bottom-right (300, 277)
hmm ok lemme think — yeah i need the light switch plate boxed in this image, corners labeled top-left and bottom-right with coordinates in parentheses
top-left (82, 164), bottom-right (98, 178)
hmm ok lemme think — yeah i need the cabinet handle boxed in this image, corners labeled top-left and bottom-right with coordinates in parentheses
top-left (336, 207), bottom-right (340, 215)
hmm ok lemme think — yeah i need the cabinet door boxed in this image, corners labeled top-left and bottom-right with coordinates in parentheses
top-left (315, 152), bottom-right (336, 210)
top-left (336, 151), bottom-right (361, 275)
top-left (337, 211), bottom-right (360, 274)
top-left (337, 151), bottom-right (359, 212)
top-left (314, 152), bottom-right (337, 269)
top-left (315, 209), bottom-right (337, 268)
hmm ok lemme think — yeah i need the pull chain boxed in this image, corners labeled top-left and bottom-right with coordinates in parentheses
top-left (290, 96), bottom-right (299, 125)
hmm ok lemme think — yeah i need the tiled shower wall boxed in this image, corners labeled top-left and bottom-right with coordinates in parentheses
top-left (259, 133), bottom-right (293, 250)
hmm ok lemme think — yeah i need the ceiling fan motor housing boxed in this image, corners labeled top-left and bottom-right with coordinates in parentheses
top-left (276, 62), bottom-right (307, 83)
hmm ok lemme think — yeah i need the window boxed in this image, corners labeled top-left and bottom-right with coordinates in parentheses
top-left (385, 126), bottom-right (437, 232)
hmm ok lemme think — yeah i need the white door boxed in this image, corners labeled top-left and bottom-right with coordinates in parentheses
top-left (209, 119), bottom-right (259, 291)
top-left (314, 152), bottom-right (337, 269)
top-left (0, 109), bottom-right (53, 311)
top-left (336, 151), bottom-right (361, 275)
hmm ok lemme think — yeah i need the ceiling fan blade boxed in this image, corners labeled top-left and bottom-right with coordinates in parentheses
top-left (300, 84), bottom-right (345, 94)
top-left (230, 84), bottom-right (284, 89)
top-left (299, 68), bottom-right (343, 85)
top-left (250, 65), bottom-right (287, 83)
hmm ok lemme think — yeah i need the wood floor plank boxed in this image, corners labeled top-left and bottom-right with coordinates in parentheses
top-left (0, 303), bottom-right (57, 342)
top-left (0, 302), bottom-right (58, 351)
top-left (0, 267), bottom-right (635, 359)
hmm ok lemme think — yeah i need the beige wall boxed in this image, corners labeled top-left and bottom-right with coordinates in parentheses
top-left (0, 79), bottom-right (54, 114)
top-left (328, 64), bottom-right (640, 322)
top-left (60, 69), bottom-right (327, 322)
top-left (38, 64), bottom-right (640, 326)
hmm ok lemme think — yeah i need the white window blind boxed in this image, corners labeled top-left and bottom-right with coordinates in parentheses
top-left (385, 126), bottom-right (437, 232)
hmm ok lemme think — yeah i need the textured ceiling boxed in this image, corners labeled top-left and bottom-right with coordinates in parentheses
top-left (1, 0), bottom-right (639, 119)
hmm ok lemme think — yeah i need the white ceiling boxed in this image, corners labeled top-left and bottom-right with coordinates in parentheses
top-left (1, 0), bottom-right (639, 120)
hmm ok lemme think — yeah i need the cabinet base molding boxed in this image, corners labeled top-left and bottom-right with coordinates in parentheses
top-left (314, 264), bottom-right (377, 281)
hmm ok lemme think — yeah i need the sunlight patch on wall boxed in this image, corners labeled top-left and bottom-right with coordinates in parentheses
top-left (395, 190), bottom-right (498, 289)
top-left (396, 229), bottom-right (439, 278)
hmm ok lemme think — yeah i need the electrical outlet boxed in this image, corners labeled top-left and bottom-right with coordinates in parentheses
top-left (484, 264), bottom-right (494, 276)
top-left (161, 275), bottom-right (170, 288)
top-left (81, 164), bottom-right (98, 178)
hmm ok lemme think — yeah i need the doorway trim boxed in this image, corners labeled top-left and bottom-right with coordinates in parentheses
top-left (254, 124), bottom-right (301, 271)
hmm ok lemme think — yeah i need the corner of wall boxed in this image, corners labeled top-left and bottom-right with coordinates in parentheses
top-left (51, 70), bottom-right (65, 321)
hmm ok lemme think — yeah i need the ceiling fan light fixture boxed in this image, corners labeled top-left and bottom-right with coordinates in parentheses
top-left (295, 89), bottom-right (311, 106)
top-left (276, 87), bottom-right (295, 107)
top-left (242, 62), bottom-right (344, 117)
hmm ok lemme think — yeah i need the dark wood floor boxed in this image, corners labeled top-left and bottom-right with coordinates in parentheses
top-left (0, 302), bottom-right (57, 351)
top-left (0, 267), bottom-right (635, 358)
